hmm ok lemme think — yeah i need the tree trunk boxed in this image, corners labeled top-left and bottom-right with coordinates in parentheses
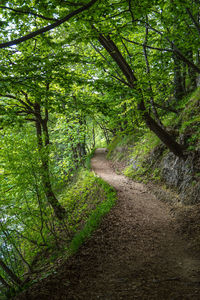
top-left (34, 103), bottom-right (66, 220)
top-left (92, 124), bottom-right (96, 148)
top-left (182, 62), bottom-right (187, 93)
top-left (77, 117), bottom-right (87, 159)
top-left (97, 32), bottom-right (185, 158)
top-left (0, 225), bottom-right (32, 273)
top-left (173, 53), bottom-right (185, 101)
top-left (0, 258), bottom-right (22, 286)
top-left (187, 49), bottom-right (197, 90)
top-left (138, 100), bottom-right (184, 158)
top-left (121, 103), bottom-right (129, 130)
top-left (0, 274), bottom-right (11, 290)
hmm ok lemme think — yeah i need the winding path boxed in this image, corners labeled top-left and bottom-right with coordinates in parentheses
top-left (89, 148), bottom-right (200, 299)
top-left (17, 148), bottom-right (200, 299)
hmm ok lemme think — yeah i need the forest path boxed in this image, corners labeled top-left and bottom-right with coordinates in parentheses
top-left (87, 148), bottom-right (200, 299)
top-left (18, 148), bottom-right (200, 300)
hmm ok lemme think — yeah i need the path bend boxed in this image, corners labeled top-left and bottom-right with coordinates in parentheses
top-left (16, 148), bottom-right (200, 300)
top-left (88, 148), bottom-right (200, 299)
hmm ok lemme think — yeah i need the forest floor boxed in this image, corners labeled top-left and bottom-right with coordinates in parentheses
top-left (16, 148), bottom-right (200, 300)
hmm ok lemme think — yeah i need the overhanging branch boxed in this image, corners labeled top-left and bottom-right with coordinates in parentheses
top-left (0, 0), bottom-right (98, 49)
top-left (0, 6), bottom-right (57, 21)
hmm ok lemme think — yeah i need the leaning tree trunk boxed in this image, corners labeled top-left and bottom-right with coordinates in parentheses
top-left (0, 258), bottom-right (22, 286)
top-left (138, 100), bottom-right (184, 157)
top-left (34, 103), bottom-right (66, 220)
top-left (0, 224), bottom-right (32, 273)
top-left (97, 32), bottom-right (185, 158)
top-left (0, 274), bottom-right (11, 290)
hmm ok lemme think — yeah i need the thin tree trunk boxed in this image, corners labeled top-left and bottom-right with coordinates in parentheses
top-left (186, 7), bottom-right (200, 37)
top-left (99, 123), bottom-right (110, 144)
top-left (173, 52), bottom-right (185, 101)
top-left (143, 19), bottom-right (164, 127)
top-left (187, 49), bottom-right (197, 90)
top-left (182, 62), bottom-right (187, 93)
top-left (121, 103), bottom-right (129, 130)
top-left (0, 226), bottom-right (32, 273)
top-left (0, 274), bottom-right (11, 289)
top-left (34, 103), bottom-right (66, 220)
top-left (92, 123), bottom-right (96, 148)
top-left (0, 258), bottom-right (22, 286)
top-left (77, 116), bottom-right (87, 158)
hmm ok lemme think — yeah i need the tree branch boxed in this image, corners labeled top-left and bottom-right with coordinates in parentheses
top-left (62, 1), bottom-right (85, 6)
top-left (0, 274), bottom-right (11, 290)
top-left (122, 36), bottom-right (200, 73)
top-left (0, 6), bottom-right (57, 21)
top-left (154, 102), bottom-right (179, 113)
top-left (128, 0), bottom-right (135, 25)
top-left (90, 41), bottom-right (129, 84)
top-left (0, 94), bottom-right (35, 114)
top-left (20, 90), bottom-right (34, 107)
top-left (122, 36), bottom-right (172, 52)
top-left (110, 74), bottom-right (131, 87)
top-left (186, 7), bottom-right (200, 37)
top-left (0, 0), bottom-right (98, 49)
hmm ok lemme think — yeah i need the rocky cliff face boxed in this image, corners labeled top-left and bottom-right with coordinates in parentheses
top-left (161, 151), bottom-right (200, 204)
top-left (109, 143), bottom-right (200, 205)
top-left (108, 88), bottom-right (200, 205)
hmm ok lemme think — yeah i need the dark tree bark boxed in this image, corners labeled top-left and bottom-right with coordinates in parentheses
top-left (77, 117), bottom-right (87, 159)
top-left (0, 225), bottom-right (32, 273)
top-left (182, 62), bottom-right (187, 93)
top-left (138, 100), bottom-right (184, 157)
top-left (34, 102), bottom-right (66, 220)
top-left (0, 258), bottom-right (22, 286)
top-left (0, 92), bottom-right (66, 220)
top-left (92, 124), bottom-right (96, 148)
top-left (96, 32), bottom-right (185, 158)
top-left (0, 274), bottom-right (11, 290)
top-left (187, 49), bottom-right (197, 90)
top-left (186, 7), bottom-right (200, 38)
top-left (97, 121), bottom-right (111, 144)
top-left (0, 0), bottom-right (98, 48)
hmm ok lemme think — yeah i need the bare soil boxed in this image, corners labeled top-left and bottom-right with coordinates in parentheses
top-left (16, 148), bottom-right (200, 299)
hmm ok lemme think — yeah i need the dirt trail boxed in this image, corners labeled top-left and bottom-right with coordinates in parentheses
top-left (89, 148), bottom-right (200, 299)
top-left (17, 148), bottom-right (200, 299)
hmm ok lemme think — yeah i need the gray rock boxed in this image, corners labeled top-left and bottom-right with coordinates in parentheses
top-left (161, 151), bottom-right (200, 204)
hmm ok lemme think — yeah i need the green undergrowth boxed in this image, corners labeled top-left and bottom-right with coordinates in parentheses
top-left (107, 132), bottom-right (141, 162)
top-left (85, 148), bottom-right (96, 170)
top-left (107, 131), bottom-right (162, 183)
top-left (108, 88), bottom-right (200, 184)
top-left (122, 132), bottom-right (162, 182)
top-left (22, 169), bottom-right (116, 291)
top-left (161, 88), bottom-right (200, 151)
top-left (68, 174), bottom-right (116, 254)
top-left (178, 88), bottom-right (200, 151)
top-left (59, 170), bottom-right (116, 239)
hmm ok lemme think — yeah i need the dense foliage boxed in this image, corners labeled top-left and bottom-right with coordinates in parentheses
top-left (0, 0), bottom-right (200, 297)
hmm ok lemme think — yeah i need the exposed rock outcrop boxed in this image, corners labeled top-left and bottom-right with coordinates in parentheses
top-left (161, 151), bottom-right (200, 204)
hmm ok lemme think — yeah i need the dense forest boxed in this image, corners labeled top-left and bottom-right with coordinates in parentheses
top-left (0, 0), bottom-right (200, 298)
